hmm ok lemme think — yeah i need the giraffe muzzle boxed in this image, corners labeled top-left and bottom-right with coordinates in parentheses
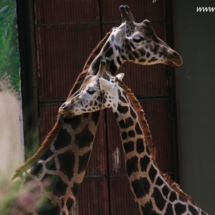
top-left (59, 102), bottom-right (71, 114)
top-left (60, 102), bottom-right (68, 110)
top-left (59, 103), bottom-right (75, 119)
top-left (168, 52), bottom-right (183, 67)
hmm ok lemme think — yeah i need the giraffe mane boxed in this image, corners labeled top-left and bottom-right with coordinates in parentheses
top-left (12, 116), bottom-right (62, 180)
top-left (12, 31), bottom-right (112, 180)
top-left (67, 31), bottom-right (111, 98)
top-left (117, 79), bottom-right (200, 208)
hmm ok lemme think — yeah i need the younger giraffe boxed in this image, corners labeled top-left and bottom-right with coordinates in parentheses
top-left (13, 5), bottom-right (182, 214)
top-left (59, 59), bottom-right (208, 215)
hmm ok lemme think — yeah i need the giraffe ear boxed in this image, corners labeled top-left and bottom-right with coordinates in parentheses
top-left (116, 73), bottom-right (125, 81)
top-left (99, 77), bottom-right (112, 91)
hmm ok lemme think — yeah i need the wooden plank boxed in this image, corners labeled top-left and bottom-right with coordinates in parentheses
top-left (109, 177), bottom-right (140, 214)
top-left (75, 177), bottom-right (110, 215)
top-left (140, 100), bottom-right (172, 173)
top-left (34, 0), bottom-right (99, 24)
top-left (85, 111), bottom-right (108, 176)
top-left (35, 24), bottom-right (100, 100)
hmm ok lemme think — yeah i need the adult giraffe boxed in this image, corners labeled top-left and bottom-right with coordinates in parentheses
top-left (59, 59), bottom-right (207, 215)
top-left (12, 5), bottom-right (182, 215)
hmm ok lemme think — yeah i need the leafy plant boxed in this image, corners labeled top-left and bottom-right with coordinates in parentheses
top-left (0, 0), bottom-right (20, 92)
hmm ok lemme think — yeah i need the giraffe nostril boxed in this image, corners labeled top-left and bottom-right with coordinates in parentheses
top-left (173, 52), bottom-right (179, 57)
top-left (61, 103), bottom-right (67, 109)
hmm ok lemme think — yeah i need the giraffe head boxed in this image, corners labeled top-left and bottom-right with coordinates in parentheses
top-left (59, 59), bottom-right (124, 118)
top-left (88, 5), bottom-right (182, 76)
top-left (112, 5), bottom-right (182, 67)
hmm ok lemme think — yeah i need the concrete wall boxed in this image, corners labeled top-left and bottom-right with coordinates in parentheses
top-left (174, 0), bottom-right (215, 213)
top-left (0, 0), bottom-right (24, 177)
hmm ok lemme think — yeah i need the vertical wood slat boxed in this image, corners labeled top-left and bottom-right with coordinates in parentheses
top-left (36, 25), bottom-right (101, 100)
top-left (110, 177), bottom-right (140, 214)
top-left (34, 0), bottom-right (101, 100)
top-left (75, 178), bottom-right (110, 215)
top-left (85, 111), bottom-right (108, 176)
top-left (39, 105), bottom-right (59, 140)
top-left (139, 100), bottom-right (172, 173)
top-left (34, 0), bottom-right (100, 24)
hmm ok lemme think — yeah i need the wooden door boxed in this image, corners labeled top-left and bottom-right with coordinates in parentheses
top-left (20, 0), bottom-right (179, 214)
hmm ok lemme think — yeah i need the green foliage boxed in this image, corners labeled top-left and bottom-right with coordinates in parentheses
top-left (0, 172), bottom-right (22, 214)
top-left (0, 0), bottom-right (20, 91)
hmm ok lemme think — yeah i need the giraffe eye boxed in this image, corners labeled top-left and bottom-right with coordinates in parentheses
top-left (133, 37), bottom-right (144, 43)
top-left (87, 88), bottom-right (95, 95)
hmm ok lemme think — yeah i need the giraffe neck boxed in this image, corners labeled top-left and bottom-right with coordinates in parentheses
top-left (88, 27), bottom-right (126, 75)
top-left (13, 113), bottom-right (98, 215)
top-left (112, 81), bottom-right (206, 215)
top-left (89, 45), bottom-right (121, 75)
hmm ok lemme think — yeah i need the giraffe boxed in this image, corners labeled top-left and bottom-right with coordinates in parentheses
top-left (59, 59), bottom-right (208, 215)
top-left (12, 5), bottom-right (183, 214)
